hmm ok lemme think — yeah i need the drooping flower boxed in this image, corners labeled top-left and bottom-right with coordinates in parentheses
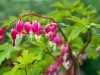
top-left (32, 21), bottom-right (42, 41)
top-left (0, 27), bottom-right (6, 41)
top-left (10, 28), bottom-right (17, 46)
top-left (7, 60), bottom-right (12, 67)
top-left (61, 43), bottom-right (69, 55)
top-left (62, 60), bottom-right (72, 70)
top-left (48, 32), bottom-right (62, 51)
top-left (0, 27), bottom-right (5, 35)
top-left (32, 21), bottom-right (42, 35)
top-left (24, 22), bottom-right (33, 40)
top-left (44, 23), bottom-right (57, 35)
top-left (53, 34), bottom-right (62, 51)
top-left (0, 35), bottom-right (3, 41)
top-left (48, 32), bottom-right (56, 47)
top-left (16, 19), bottom-right (24, 40)
top-left (16, 19), bottom-right (24, 33)
top-left (46, 65), bottom-right (53, 75)
top-left (70, 65), bottom-right (74, 75)
top-left (54, 34), bottom-right (62, 45)
top-left (46, 63), bottom-right (59, 75)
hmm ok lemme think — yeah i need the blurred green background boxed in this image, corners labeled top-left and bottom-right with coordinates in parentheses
top-left (0, 0), bottom-right (100, 75)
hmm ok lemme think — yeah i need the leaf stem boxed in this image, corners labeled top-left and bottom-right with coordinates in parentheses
top-left (77, 29), bottom-right (91, 58)
top-left (25, 66), bottom-right (28, 75)
top-left (77, 61), bottom-right (80, 75)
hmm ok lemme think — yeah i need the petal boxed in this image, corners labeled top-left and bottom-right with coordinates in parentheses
top-left (16, 19), bottom-right (24, 32)
top-left (24, 22), bottom-right (31, 33)
top-left (0, 35), bottom-right (3, 41)
top-left (29, 30), bottom-right (33, 41)
top-left (35, 34), bottom-right (41, 41)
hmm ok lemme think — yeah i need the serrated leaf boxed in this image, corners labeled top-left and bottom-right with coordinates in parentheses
top-left (82, 17), bottom-right (89, 24)
top-left (66, 16), bottom-right (86, 26)
top-left (32, 60), bottom-right (46, 69)
top-left (0, 45), bottom-right (12, 65)
top-left (17, 56), bottom-right (25, 65)
top-left (0, 43), bottom-right (10, 50)
top-left (22, 50), bottom-right (28, 64)
top-left (51, 2), bottom-right (65, 8)
top-left (11, 65), bottom-right (24, 73)
top-left (91, 35), bottom-right (99, 50)
top-left (94, 24), bottom-right (100, 28)
top-left (87, 50), bottom-right (98, 59)
top-left (68, 26), bottom-right (85, 42)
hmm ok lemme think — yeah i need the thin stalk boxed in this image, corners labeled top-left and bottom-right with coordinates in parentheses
top-left (77, 29), bottom-right (91, 58)
top-left (77, 61), bottom-right (80, 75)
top-left (25, 66), bottom-right (27, 75)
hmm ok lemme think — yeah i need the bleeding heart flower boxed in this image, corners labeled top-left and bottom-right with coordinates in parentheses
top-left (24, 22), bottom-right (32, 33)
top-left (16, 19), bottom-right (24, 33)
top-left (0, 27), bottom-right (5, 35)
top-left (24, 22), bottom-right (33, 40)
top-left (10, 28), bottom-right (17, 46)
top-left (44, 23), bottom-right (57, 34)
top-left (61, 43), bottom-right (69, 55)
top-left (62, 60), bottom-right (71, 70)
top-left (32, 21), bottom-right (42, 35)
top-left (32, 21), bottom-right (42, 41)
top-left (46, 63), bottom-right (58, 75)
top-left (54, 34), bottom-right (62, 45)
top-left (16, 19), bottom-right (24, 40)
top-left (7, 60), bottom-right (12, 67)
top-left (48, 32), bottom-right (62, 51)
top-left (49, 32), bottom-right (56, 42)
top-left (70, 65), bottom-right (74, 75)
top-left (0, 35), bottom-right (3, 41)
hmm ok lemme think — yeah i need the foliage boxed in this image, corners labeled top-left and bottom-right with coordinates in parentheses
top-left (0, 0), bottom-right (100, 75)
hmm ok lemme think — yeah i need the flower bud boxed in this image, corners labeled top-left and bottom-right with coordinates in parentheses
top-left (0, 27), bottom-right (5, 35)
top-left (54, 34), bottom-right (62, 45)
top-left (44, 23), bottom-right (57, 34)
top-left (61, 43), bottom-right (69, 55)
top-left (0, 35), bottom-right (3, 41)
top-left (16, 19), bottom-right (24, 33)
top-left (10, 28), bottom-right (17, 46)
top-left (24, 22), bottom-right (32, 33)
top-left (32, 21), bottom-right (42, 35)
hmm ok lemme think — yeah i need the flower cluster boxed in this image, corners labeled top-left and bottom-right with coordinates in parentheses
top-left (45, 43), bottom-right (74, 75)
top-left (72, 51), bottom-right (87, 64)
top-left (9, 19), bottom-right (62, 49)
top-left (44, 23), bottom-right (62, 51)
top-left (0, 27), bottom-right (5, 41)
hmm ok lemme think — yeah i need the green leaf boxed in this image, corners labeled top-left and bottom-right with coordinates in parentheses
top-left (91, 35), bottom-right (99, 50)
top-left (87, 50), bottom-right (98, 59)
top-left (0, 45), bottom-right (12, 65)
top-left (82, 17), bottom-right (89, 24)
top-left (68, 26), bottom-right (85, 42)
top-left (66, 16), bottom-right (86, 26)
top-left (51, 2), bottom-right (65, 8)
top-left (22, 50), bottom-right (28, 65)
top-left (17, 56), bottom-right (25, 65)
top-left (11, 65), bottom-right (24, 73)
top-left (32, 60), bottom-right (46, 69)
top-left (0, 43), bottom-right (10, 50)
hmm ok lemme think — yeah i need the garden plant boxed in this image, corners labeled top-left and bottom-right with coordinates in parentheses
top-left (0, 0), bottom-right (100, 75)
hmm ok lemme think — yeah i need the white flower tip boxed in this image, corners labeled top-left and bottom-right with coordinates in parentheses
top-left (53, 43), bottom-right (56, 52)
top-left (29, 31), bottom-right (33, 41)
top-left (49, 41), bottom-right (54, 47)
top-left (17, 33), bottom-right (22, 41)
top-left (62, 61), bottom-right (70, 70)
top-left (63, 53), bottom-right (67, 62)
top-left (35, 34), bottom-right (41, 41)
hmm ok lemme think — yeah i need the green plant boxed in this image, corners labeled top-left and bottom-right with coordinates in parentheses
top-left (0, 0), bottom-right (100, 75)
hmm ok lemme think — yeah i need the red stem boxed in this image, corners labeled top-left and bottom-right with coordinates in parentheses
top-left (77, 29), bottom-right (91, 58)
